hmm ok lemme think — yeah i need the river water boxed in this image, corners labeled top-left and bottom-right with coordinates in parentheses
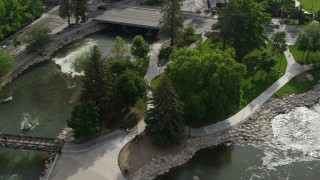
top-left (0, 28), bottom-right (156, 179)
top-left (160, 103), bottom-right (320, 180)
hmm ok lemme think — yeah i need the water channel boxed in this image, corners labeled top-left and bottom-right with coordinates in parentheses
top-left (0, 28), bottom-right (156, 179)
top-left (160, 103), bottom-right (320, 180)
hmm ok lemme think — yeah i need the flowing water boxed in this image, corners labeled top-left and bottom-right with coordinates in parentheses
top-left (0, 28), bottom-right (156, 179)
top-left (160, 103), bottom-right (320, 180)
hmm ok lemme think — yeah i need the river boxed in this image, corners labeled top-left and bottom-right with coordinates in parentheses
top-left (0, 27), bottom-right (156, 179)
top-left (160, 103), bottom-right (320, 180)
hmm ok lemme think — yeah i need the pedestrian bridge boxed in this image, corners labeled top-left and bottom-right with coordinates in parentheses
top-left (0, 134), bottom-right (64, 153)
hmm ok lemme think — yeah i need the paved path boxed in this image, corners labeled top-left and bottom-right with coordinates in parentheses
top-left (188, 49), bottom-right (310, 136)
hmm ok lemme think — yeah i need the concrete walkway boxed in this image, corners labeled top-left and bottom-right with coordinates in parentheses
top-left (188, 49), bottom-right (310, 136)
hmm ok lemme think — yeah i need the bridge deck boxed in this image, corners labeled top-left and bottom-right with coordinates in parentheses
top-left (92, 6), bottom-right (161, 29)
top-left (0, 134), bottom-right (64, 153)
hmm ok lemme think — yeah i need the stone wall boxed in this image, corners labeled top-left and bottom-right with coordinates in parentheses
top-left (132, 83), bottom-right (320, 180)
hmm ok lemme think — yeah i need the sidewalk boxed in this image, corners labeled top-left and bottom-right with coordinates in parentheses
top-left (188, 49), bottom-right (310, 136)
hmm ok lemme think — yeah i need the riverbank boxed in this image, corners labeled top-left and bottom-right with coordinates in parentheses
top-left (131, 82), bottom-right (320, 180)
top-left (2, 21), bottom-right (106, 88)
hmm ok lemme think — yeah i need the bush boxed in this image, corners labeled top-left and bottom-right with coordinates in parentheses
top-left (121, 112), bottom-right (140, 129)
top-left (158, 47), bottom-right (173, 60)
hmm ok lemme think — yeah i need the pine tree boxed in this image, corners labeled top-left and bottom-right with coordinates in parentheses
top-left (59, 0), bottom-right (73, 27)
top-left (81, 45), bottom-right (114, 117)
top-left (145, 77), bottom-right (184, 146)
top-left (71, 0), bottom-right (88, 25)
top-left (157, 0), bottom-right (184, 46)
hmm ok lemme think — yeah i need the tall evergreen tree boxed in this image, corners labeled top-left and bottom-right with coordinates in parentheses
top-left (59, 0), bottom-right (73, 27)
top-left (71, 0), bottom-right (88, 25)
top-left (81, 45), bottom-right (114, 117)
top-left (145, 77), bottom-right (184, 147)
top-left (158, 0), bottom-right (184, 46)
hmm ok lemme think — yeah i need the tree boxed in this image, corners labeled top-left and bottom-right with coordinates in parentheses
top-left (59, 0), bottom-right (73, 27)
top-left (145, 77), bottom-right (184, 146)
top-left (158, 0), bottom-right (184, 46)
top-left (180, 26), bottom-right (197, 46)
top-left (108, 58), bottom-right (134, 77)
top-left (258, 51), bottom-right (276, 79)
top-left (81, 46), bottom-right (114, 117)
top-left (71, 0), bottom-right (88, 25)
top-left (271, 31), bottom-right (287, 55)
top-left (0, 0), bottom-right (44, 40)
top-left (296, 24), bottom-right (320, 62)
top-left (131, 35), bottom-right (150, 64)
top-left (166, 48), bottom-right (246, 122)
top-left (111, 36), bottom-right (128, 58)
top-left (23, 26), bottom-right (51, 52)
top-left (113, 70), bottom-right (146, 109)
top-left (212, 0), bottom-right (271, 61)
top-left (67, 101), bottom-right (101, 138)
top-left (0, 51), bottom-right (15, 83)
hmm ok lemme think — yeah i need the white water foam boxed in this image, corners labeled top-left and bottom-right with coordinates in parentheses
top-left (53, 39), bottom-right (97, 77)
top-left (271, 103), bottom-right (320, 158)
top-left (20, 113), bottom-right (40, 131)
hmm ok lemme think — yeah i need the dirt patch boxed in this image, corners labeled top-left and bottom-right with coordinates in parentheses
top-left (118, 133), bottom-right (187, 178)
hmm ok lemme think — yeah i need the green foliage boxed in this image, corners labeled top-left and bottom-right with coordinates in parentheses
top-left (81, 46), bottom-right (114, 116)
top-left (296, 23), bottom-right (320, 63)
top-left (67, 101), bottom-right (101, 138)
top-left (0, 0), bottom-right (44, 40)
top-left (131, 35), bottom-right (150, 64)
top-left (121, 112), bottom-right (140, 129)
top-left (23, 26), bottom-right (51, 52)
top-left (158, 0), bottom-right (184, 46)
top-left (113, 70), bottom-right (146, 109)
top-left (158, 47), bottom-right (173, 60)
top-left (178, 26), bottom-right (198, 46)
top-left (271, 31), bottom-right (287, 55)
top-left (145, 77), bottom-right (184, 146)
top-left (212, 0), bottom-right (271, 61)
top-left (108, 58), bottom-right (135, 77)
top-left (59, 0), bottom-right (73, 26)
top-left (111, 36), bottom-right (128, 58)
top-left (71, 0), bottom-right (88, 24)
top-left (12, 38), bottom-right (21, 48)
top-left (258, 51), bottom-right (277, 78)
top-left (0, 51), bottom-right (15, 82)
top-left (166, 48), bottom-right (246, 122)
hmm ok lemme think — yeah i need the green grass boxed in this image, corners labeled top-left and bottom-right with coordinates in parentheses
top-left (197, 38), bottom-right (213, 54)
top-left (289, 45), bottom-right (320, 64)
top-left (150, 74), bottom-right (164, 90)
top-left (239, 45), bottom-right (287, 108)
top-left (299, 0), bottom-right (320, 14)
top-left (274, 68), bottom-right (320, 99)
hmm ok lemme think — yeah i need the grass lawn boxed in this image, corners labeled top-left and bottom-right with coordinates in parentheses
top-left (289, 45), bottom-right (320, 64)
top-left (274, 68), bottom-right (320, 99)
top-left (299, 0), bottom-right (320, 14)
top-left (150, 73), bottom-right (164, 90)
top-left (239, 45), bottom-right (287, 108)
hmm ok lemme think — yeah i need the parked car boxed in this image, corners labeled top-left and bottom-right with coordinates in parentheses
top-left (268, 21), bottom-right (280, 28)
top-left (97, 3), bottom-right (109, 10)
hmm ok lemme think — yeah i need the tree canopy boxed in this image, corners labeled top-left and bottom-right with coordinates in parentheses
top-left (158, 0), bottom-right (184, 46)
top-left (23, 26), bottom-right (51, 52)
top-left (271, 31), bottom-right (287, 55)
top-left (0, 51), bottom-right (15, 83)
top-left (71, 0), bottom-right (88, 24)
top-left (67, 101), bottom-right (101, 138)
top-left (131, 35), bottom-right (150, 64)
top-left (59, 0), bottom-right (73, 27)
top-left (113, 70), bottom-right (146, 109)
top-left (166, 48), bottom-right (246, 122)
top-left (0, 0), bottom-right (44, 40)
top-left (81, 45), bottom-right (114, 116)
top-left (212, 0), bottom-right (271, 61)
top-left (111, 36), bottom-right (128, 58)
top-left (296, 23), bottom-right (320, 62)
top-left (145, 77), bottom-right (184, 146)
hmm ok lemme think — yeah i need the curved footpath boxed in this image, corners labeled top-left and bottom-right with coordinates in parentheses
top-left (51, 40), bottom-right (311, 180)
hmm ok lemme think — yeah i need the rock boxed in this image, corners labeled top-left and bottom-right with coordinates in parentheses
top-left (22, 122), bottom-right (32, 131)
top-left (193, 176), bottom-right (200, 180)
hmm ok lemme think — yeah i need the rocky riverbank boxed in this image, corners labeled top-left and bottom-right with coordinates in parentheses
top-left (132, 83), bottom-right (320, 180)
